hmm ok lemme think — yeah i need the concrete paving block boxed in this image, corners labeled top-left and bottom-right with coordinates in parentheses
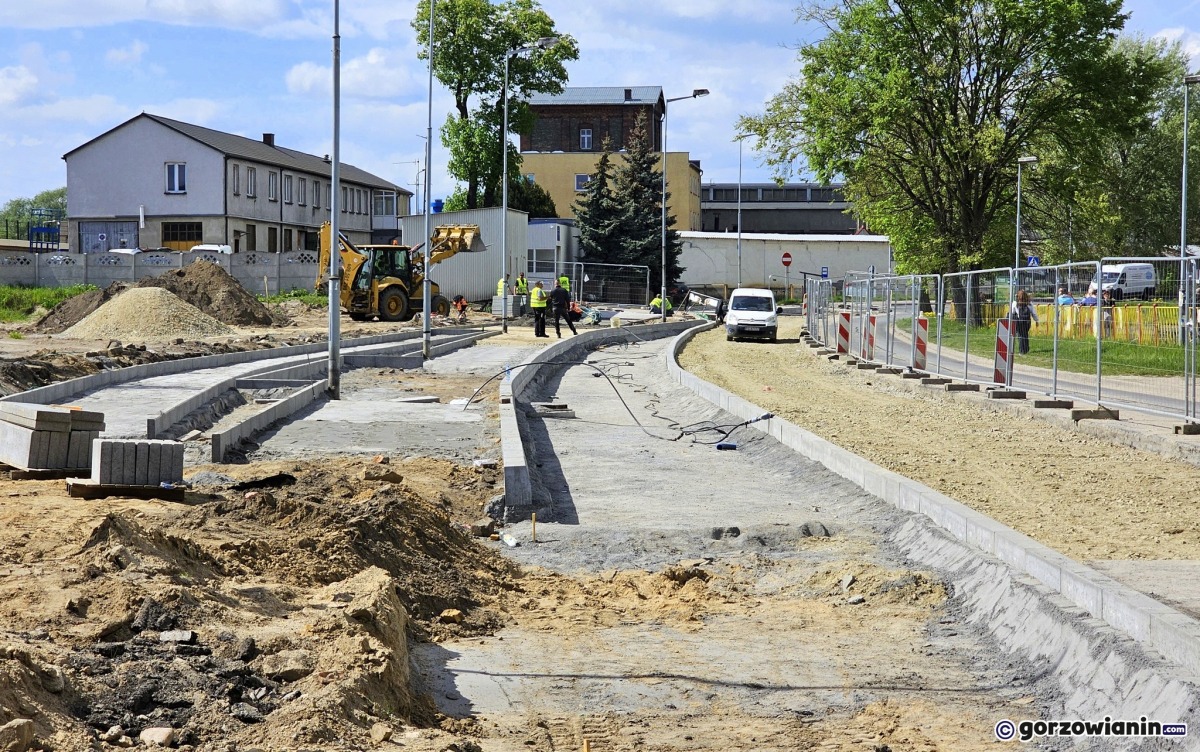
top-left (90, 440), bottom-right (107, 484)
top-left (963, 513), bottom-right (1002, 554)
top-left (1072, 407), bottom-right (1120, 421)
top-left (122, 442), bottom-right (137, 485)
top-left (134, 442), bottom-right (149, 486)
top-left (894, 481), bottom-right (924, 513)
top-left (1024, 547), bottom-right (1064, 591)
top-left (30, 430), bottom-right (50, 469)
top-left (1059, 562), bottom-right (1108, 618)
top-left (0, 421), bottom-right (37, 469)
top-left (147, 442), bottom-right (162, 484)
top-left (993, 532), bottom-right (1029, 570)
top-left (1149, 611), bottom-right (1200, 677)
top-left (1101, 587), bottom-right (1157, 643)
top-left (47, 431), bottom-right (69, 469)
top-left (987, 389), bottom-right (1026, 400)
top-left (945, 383), bottom-right (980, 392)
top-left (111, 439), bottom-right (125, 484)
top-left (167, 442), bottom-right (184, 482)
top-left (0, 402), bottom-right (72, 432)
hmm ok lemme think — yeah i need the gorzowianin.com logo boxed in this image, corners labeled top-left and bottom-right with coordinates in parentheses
top-left (995, 717), bottom-right (1187, 743)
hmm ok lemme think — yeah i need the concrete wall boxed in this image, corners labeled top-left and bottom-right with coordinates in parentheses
top-left (679, 231), bottom-right (891, 290)
top-left (0, 249), bottom-right (320, 295)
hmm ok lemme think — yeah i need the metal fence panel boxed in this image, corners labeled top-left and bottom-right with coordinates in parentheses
top-left (575, 263), bottom-right (651, 306)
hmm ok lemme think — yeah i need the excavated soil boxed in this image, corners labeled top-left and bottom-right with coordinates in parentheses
top-left (61, 288), bottom-right (234, 340)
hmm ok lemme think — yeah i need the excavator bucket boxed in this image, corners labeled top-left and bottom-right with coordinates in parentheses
top-left (432, 225), bottom-right (486, 254)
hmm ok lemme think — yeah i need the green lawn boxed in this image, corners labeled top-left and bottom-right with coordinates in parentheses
top-left (259, 289), bottom-right (329, 308)
top-left (0, 284), bottom-right (96, 323)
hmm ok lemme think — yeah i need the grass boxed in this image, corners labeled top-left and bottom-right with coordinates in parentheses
top-left (258, 288), bottom-right (329, 308)
top-left (928, 315), bottom-right (1184, 376)
top-left (0, 283), bottom-right (97, 323)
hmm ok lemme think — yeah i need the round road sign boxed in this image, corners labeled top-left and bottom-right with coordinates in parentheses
top-left (781, 252), bottom-right (792, 267)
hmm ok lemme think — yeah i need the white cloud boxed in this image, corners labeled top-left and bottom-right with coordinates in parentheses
top-left (286, 47), bottom-right (422, 100)
top-left (0, 0), bottom-right (289, 32)
top-left (105, 40), bottom-right (148, 67)
top-left (0, 65), bottom-right (39, 107)
top-left (1153, 27), bottom-right (1200, 65)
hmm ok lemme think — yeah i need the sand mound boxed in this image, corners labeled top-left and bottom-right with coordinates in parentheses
top-left (60, 287), bottom-right (234, 340)
top-left (136, 261), bottom-right (278, 326)
top-left (34, 282), bottom-right (125, 334)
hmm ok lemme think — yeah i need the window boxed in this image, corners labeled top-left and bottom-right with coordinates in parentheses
top-left (579, 128), bottom-right (592, 150)
top-left (268, 172), bottom-right (279, 201)
top-left (342, 186), bottom-right (348, 213)
top-left (247, 167), bottom-right (257, 198)
top-left (232, 165), bottom-right (240, 195)
top-left (529, 248), bottom-right (557, 274)
top-left (313, 180), bottom-right (321, 209)
top-left (165, 163), bottom-right (186, 193)
top-left (283, 175), bottom-right (293, 204)
top-left (268, 226), bottom-right (278, 252)
top-left (574, 174), bottom-right (592, 192)
top-left (162, 222), bottom-right (202, 243)
top-left (245, 223), bottom-right (257, 251)
top-left (358, 189), bottom-right (365, 214)
top-left (374, 190), bottom-right (396, 217)
top-left (283, 228), bottom-right (292, 251)
top-left (298, 178), bottom-right (307, 206)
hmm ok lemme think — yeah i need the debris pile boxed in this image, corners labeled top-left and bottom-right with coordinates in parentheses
top-left (60, 288), bottom-right (234, 340)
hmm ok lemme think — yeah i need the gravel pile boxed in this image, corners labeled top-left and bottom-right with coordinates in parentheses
top-left (60, 287), bottom-right (234, 340)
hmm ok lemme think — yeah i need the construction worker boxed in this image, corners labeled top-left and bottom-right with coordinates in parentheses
top-left (530, 280), bottom-right (549, 337)
top-left (496, 274), bottom-right (510, 297)
top-left (558, 272), bottom-right (570, 296)
top-left (515, 272), bottom-right (529, 297)
top-left (649, 294), bottom-right (673, 316)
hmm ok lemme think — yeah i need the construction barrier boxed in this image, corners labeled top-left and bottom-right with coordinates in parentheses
top-left (837, 311), bottom-right (851, 354)
top-left (913, 316), bottom-right (928, 370)
top-left (993, 318), bottom-right (1012, 386)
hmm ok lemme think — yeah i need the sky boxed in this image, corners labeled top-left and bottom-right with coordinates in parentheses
top-left (0, 0), bottom-right (1197, 211)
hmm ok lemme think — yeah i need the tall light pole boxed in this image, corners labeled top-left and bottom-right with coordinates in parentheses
top-left (737, 136), bottom-right (743, 288)
top-left (1015, 155), bottom-right (1038, 273)
top-left (1181, 73), bottom-right (1200, 343)
top-left (661, 88), bottom-right (709, 322)
top-left (327, 0), bottom-right (342, 398)
top-left (421, 0), bottom-right (435, 359)
top-left (501, 36), bottom-right (558, 334)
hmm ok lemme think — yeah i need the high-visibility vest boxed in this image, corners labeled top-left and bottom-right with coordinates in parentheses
top-left (515, 277), bottom-right (528, 295)
top-left (530, 287), bottom-right (548, 308)
top-left (496, 277), bottom-right (506, 295)
top-left (558, 274), bottom-right (570, 292)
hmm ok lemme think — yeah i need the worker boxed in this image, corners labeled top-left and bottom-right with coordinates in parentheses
top-left (649, 294), bottom-right (673, 316)
top-left (451, 294), bottom-right (469, 323)
top-left (549, 280), bottom-right (577, 338)
top-left (530, 280), bottom-right (549, 337)
top-left (515, 272), bottom-right (529, 297)
top-left (558, 272), bottom-right (570, 296)
top-left (496, 274), bottom-right (511, 297)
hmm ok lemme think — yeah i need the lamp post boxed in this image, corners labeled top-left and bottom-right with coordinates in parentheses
top-left (327, 0), bottom-right (342, 398)
top-left (421, 0), bottom-right (434, 358)
top-left (737, 137), bottom-right (743, 288)
top-left (1181, 74), bottom-right (1200, 348)
top-left (1015, 155), bottom-right (1038, 272)
top-left (501, 37), bottom-right (558, 334)
top-left (660, 88), bottom-right (709, 322)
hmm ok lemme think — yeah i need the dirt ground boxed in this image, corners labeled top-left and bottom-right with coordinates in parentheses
top-left (0, 291), bottom-right (1193, 750)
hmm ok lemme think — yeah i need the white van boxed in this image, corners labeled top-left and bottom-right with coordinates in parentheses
top-left (1087, 263), bottom-right (1156, 300)
top-left (724, 288), bottom-right (782, 342)
top-left (188, 244), bottom-right (233, 255)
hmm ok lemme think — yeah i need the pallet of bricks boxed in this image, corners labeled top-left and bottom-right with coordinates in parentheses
top-left (0, 402), bottom-right (103, 478)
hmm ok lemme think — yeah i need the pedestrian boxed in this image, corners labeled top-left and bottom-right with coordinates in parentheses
top-left (1056, 287), bottom-right (1075, 306)
top-left (1100, 288), bottom-right (1115, 338)
top-left (530, 280), bottom-right (549, 337)
top-left (1011, 289), bottom-right (1038, 355)
top-left (549, 280), bottom-right (577, 338)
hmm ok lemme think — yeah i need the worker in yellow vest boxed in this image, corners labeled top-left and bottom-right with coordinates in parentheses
top-left (496, 274), bottom-right (510, 296)
top-left (515, 273), bottom-right (529, 296)
top-left (558, 273), bottom-right (570, 296)
top-left (530, 280), bottom-right (549, 337)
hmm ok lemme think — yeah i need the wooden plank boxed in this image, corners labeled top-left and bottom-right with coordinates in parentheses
top-left (65, 478), bottom-right (186, 502)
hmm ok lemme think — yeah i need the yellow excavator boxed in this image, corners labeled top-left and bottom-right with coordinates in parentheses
top-left (315, 222), bottom-right (485, 322)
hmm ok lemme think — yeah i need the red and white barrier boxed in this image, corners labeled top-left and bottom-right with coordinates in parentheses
top-left (836, 311), bottom-right (851, 354)
top-left (994, 318), bottom-right (1013, 385)
top-left (864, 314), bottom-right (877, 360)
top-left (912, 316), bottom-right (928, 371)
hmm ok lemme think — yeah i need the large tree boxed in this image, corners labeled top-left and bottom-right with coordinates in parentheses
top-left (739, 0), bottom-right (1167, 276)
top-left (573, 138), bottom-right (622, 261)
top-left (611, 113), bottom-right (685, 290)
top-left (413, 0), bottom-right (577, 209)
top-left (444, 175), bottom-right (557, 217)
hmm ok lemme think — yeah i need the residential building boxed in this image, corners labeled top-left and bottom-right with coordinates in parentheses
top-left (63, 113), bottom-right (410, 253)
top-left (701, 182), bottom-right (859, 235)
top-left (519, 86), bottom-right (703, 231)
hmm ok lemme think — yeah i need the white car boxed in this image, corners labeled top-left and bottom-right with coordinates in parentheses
top-left (725, 288), bottom-right (781, 342)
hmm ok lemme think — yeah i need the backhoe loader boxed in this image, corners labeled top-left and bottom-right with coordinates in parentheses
top-left (315, 222), bottom-right (485, 322)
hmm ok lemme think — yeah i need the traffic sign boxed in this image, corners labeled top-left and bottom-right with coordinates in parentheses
top-left (781, 252), bottom-right (792, 267)
top-left (821, 266), bottom-right (829, 279)
top-left (1027, 256), bottom-right (1040, 267)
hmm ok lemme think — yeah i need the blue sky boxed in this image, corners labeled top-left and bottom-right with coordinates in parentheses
top-left (0, 0), bottom-right (1196, 210)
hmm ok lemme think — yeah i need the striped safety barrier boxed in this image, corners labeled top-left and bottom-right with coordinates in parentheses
top-left (993, 318), bottom-right (1012, 385)
top-left (837, 311), bottom-right (851, 354)
top-left (913, 316), bottom-right (928, 371)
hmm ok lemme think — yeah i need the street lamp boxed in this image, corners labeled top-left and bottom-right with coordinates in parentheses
top-left (1181, 74), bottom-right (1200, 331)
top-left (660, 88), bottom-right (709, 322)
top-left (327, 0), bottom-right (343, 398)
top-left (737, 136), bottom-right (744, 288)
top-left (421, 0), bottom-right (434, 358)
top-left (1015, 155), bottom-right (1038, 272)
top-left (501, 36), bottom-right (558, 333)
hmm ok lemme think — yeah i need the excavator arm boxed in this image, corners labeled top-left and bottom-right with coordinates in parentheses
top-left (407, 224), bottom-right (486, 287)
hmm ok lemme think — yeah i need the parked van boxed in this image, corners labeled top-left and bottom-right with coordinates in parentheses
top-left (188, 244), bottom-right (233, 255)
top-left (724, 288), bottom-right (782, 342)
top-left (1087, 263), bottom-right (1156, 300)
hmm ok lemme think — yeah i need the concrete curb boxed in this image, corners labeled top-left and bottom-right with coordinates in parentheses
top-left (502, 321), bottom-right (704, 519)
top-left (666, 325), bottom-right (1200, 679)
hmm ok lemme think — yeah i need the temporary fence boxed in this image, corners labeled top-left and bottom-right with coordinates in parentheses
top-left (573, 262), bottom-right (651, 306)
top-left (806, 257), bottom-right (1200, 427)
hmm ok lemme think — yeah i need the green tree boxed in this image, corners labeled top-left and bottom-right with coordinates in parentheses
top-left (1, 187), bottom-right (66, 226)
top-left (573, 138), bottom-right (623, 262)
top-left (610, 113), bottom-right (684, 290)
top-left (739, 0), bottom-right (1166, 277)
top-left (443, 175), bottom-right (557, 217)
top-left (413, 0), bottom-right (577, 209)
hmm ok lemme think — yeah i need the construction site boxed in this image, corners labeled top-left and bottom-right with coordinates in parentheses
top-left (0, 260), bottom-right (1199, 751)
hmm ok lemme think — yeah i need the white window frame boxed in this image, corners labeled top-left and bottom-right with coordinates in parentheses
top-left (298, 177), bottom-right (307, 206)
top-left (283, 174), bottom-right (293, 204)
top-left (574, 174), bottom-right (592, 192)
top-left (579, 128), bottom-right (592, 150)
top-left (268, 171), bottom-right (279, 201)
top-left (165, 163), bottom-right (187, 194)
top-left (246, 167), bottom-right (257, 198)
top-left (313, 180), bottom-right (320, 210)
top-left (232, 164), bottom-right (240, 195)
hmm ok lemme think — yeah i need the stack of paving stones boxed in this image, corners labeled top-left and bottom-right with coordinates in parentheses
top-left (0, 402), bottom-right (104, 472)
top-left (90, 439), bottom-right (184, 487)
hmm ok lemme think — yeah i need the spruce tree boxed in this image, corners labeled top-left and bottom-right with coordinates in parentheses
top-left (611, 112), bottom-right (684, 291)
top-left (573, 137), bottom-right (622, 263)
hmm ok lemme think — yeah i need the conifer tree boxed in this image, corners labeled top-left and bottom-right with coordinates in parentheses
top-left (573, 137), bottom-right (622, 262)
top-left (611, 112), bottom-right (684, 290)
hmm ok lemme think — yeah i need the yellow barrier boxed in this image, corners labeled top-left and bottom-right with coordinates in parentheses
top-left (945, 302), bottom-right (1185, 343)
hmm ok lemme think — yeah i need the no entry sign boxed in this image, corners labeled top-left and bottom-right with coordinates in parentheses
top-left (781, 252), bottom-right (792, 267)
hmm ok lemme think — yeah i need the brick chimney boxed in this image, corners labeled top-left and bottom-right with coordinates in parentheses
top-left (624, 88), bottom-right (632, 101)
top-left (262, 133), bottom-right (275, 147)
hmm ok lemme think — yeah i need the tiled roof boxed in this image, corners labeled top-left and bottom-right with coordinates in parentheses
top-left (528, 86), bottom-right (663, 106)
